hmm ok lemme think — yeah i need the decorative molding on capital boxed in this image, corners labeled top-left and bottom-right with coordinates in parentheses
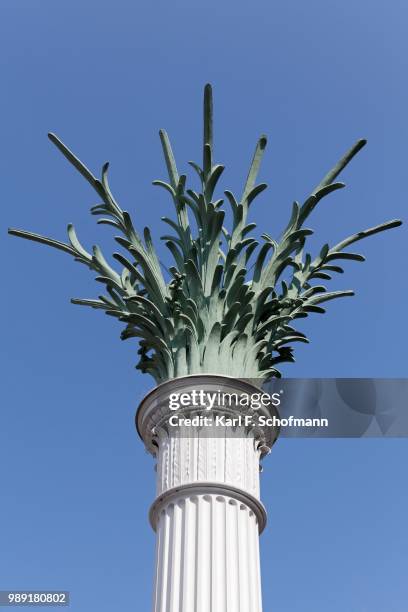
top-left (136, 374), bottom-right (280, 458)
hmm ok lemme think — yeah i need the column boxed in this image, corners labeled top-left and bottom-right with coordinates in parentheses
top-left (136, 375), bottom-right (278, 612)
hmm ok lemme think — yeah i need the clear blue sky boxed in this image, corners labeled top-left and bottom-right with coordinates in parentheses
top-left (1, 1), bottom-right (407, 610)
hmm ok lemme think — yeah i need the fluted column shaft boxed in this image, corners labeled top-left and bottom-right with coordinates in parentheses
top-left (152, 492), bottom-right (262, 612)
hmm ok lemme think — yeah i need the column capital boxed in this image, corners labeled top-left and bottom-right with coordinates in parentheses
top-left (136, 374), bottom-right (280, 458)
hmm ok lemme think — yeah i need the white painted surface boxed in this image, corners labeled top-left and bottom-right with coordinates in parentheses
top-left (155, 426), bottom-right (261, 499)
top-left (152, 493), bottom-right (262, 612)
top-left (136, 375), bottom-right (278, 612)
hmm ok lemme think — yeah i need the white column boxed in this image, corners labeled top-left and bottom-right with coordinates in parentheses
top-left (136, 375), bottom-right (278, 612)
top-left (151, 491), bottom-right (262, 612)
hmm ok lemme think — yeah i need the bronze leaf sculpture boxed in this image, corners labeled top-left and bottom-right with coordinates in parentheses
top-left (9, 85), bottom-right (402, 382)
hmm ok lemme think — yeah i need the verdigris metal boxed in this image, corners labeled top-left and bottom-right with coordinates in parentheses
top-left (9, 85), bottom-right (402, 382)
